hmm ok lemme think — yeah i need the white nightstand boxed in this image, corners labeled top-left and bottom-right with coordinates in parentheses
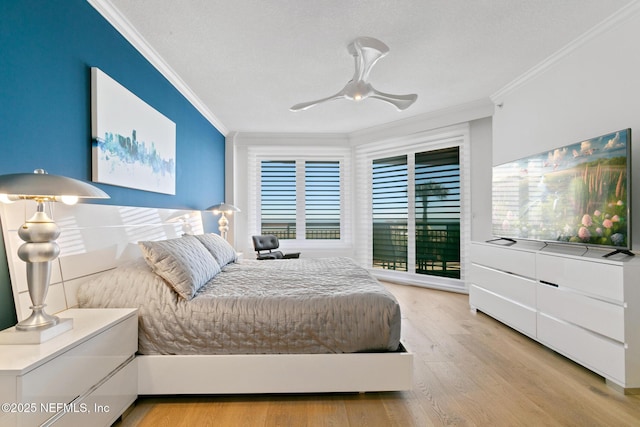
top-left (0, 308), bottom-right (138, 426)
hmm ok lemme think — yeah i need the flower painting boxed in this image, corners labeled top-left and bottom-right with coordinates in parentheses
top-left (492, 129), bottom-right (630, 249)
top-left (91, 67), bottom-right (176, 195)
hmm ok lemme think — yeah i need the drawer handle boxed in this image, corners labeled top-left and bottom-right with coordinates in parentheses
top-left (540, 280), bottom-right (559, 288)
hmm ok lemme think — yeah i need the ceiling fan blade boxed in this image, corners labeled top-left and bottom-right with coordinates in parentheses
top-left (349, 37), bottom-right (389, 82)
top-left (370, 88), bottom-right (418, 111)
top-left (290, 92), bottom-right (345, 112)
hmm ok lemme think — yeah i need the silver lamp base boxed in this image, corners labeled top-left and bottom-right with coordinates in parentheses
top-left (15, 205), bottom-right (61, 333)
top-left (15, 305), bottom-right (59, 331)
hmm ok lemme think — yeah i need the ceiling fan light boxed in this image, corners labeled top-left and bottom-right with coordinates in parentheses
top-left (290, 37), bottom-right (416, 112)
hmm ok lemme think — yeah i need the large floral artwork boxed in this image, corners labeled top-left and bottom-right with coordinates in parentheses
top-left (492, 129), bottom-right (630, 249)
top-left (91, 67), bottom-right (176, 195)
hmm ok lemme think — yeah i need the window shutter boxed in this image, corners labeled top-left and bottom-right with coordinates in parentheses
top-left (261, 161), bottom-right (297, 239)
top-left (415, 147), bottom-right (460, 278)
top-left (305, 161), bottom-right (340, 239)
top-left (372, 155), bottom-right (408, 271)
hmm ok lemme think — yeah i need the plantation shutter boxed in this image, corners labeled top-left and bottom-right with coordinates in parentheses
top-left (305, 161), bottom-right (341, 239)
top-left (415, 147), bottom-right (460, 279)
top-left (372, 155), bottom-right (408, 271)
top-left (261, 161), bottom-right (297, 239)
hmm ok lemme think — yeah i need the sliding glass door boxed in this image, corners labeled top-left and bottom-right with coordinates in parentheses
top-left (372, 156), bottom-right (408, 271)
top-left (415, 147), bottom-right (460, 279)
top-left (371, 148), bottom-right (461, 279)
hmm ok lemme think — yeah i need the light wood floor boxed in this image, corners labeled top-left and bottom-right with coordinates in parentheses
top-left (115, 283), bottom-right (640, 426)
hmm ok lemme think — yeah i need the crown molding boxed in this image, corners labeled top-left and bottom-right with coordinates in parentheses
top-left (491, 0), bottom-right (640, 102)
top-left (228, 98), bottom-right (492, 148)
top-left (348, 98), bottom-right (494, 146)
top-left (228, 131), bottom-right (349, 147)
top-left (87, 0), bottom-right (228, 135)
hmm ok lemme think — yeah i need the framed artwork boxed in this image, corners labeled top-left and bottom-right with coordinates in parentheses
top-left (91, 67), bottom-right (176, 195)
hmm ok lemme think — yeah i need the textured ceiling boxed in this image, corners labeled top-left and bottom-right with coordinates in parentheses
top-left (106, 0), bottom-right (632, 134)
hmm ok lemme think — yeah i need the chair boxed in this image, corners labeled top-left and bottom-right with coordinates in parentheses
top-left (252, 235), bottom-right (300, 260)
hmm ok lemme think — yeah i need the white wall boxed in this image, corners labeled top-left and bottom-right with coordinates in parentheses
top-left (469, 117), bottom-right (493, 241)
top-left (491, 3), bottom-right (640, 249)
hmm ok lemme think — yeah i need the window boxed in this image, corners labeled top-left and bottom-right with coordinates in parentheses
top-left (305, 161), bottom-right (341, 239)
top-left (371, 149), bottom-right (460, 279)
top-left (415, 147), bottom-right (460, 279)
top-left (260, 161), bottom-right (297, 239)
top-left (258, 159), bottom-right (343, 241)
top-left (372, 156), bottom-right (408, 271)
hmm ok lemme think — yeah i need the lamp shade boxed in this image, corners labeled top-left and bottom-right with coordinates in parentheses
top-left (0, 170), bottom-right (109, 200)
top-left (207, 202), bottom-right (240, 213)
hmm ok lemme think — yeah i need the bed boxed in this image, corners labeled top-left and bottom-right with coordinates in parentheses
top-left (0, 203), bottom-right (412, 394)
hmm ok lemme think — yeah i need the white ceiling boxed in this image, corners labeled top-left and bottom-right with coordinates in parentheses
top-left (105, 0), bottom-right (632, 135)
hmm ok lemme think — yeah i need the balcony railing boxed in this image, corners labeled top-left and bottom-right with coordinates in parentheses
top-left (373, 220), bottom-right (460, 279)
top-left (261, 223), bottom-right (340, 240)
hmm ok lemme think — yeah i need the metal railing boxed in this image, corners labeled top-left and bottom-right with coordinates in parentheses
top-left (261, 223), bottom-right (340, 240)
top-left (373, 221), bottom-right (460, 279)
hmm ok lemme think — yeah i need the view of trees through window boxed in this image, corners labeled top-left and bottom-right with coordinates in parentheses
top-left (372, 147), bottom-right (461, 279)
top-left (415, 147), bottom-right (461, 279)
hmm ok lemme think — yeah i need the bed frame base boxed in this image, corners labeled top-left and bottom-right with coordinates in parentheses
top-left (137, 346), bottom-right (412, 395)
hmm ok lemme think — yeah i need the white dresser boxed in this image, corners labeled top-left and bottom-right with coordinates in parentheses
top-left (0, 308), bottom-right (138, 426)
top-left (469, 241), bottom-right (640, 393)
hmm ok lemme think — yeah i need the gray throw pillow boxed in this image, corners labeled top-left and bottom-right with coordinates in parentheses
top-left (194, 233), bottom-right (237, 267)
top-left (138, 235), bottom-right (221, 300)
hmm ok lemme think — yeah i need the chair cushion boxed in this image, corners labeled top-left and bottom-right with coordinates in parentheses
top-left (252, 235), bottom-right (280, 251)
top-left (257, 251), bottom-right (284, 260)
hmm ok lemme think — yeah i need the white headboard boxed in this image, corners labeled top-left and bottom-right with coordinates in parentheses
top-left (0, 201), bottom-right (204, 322)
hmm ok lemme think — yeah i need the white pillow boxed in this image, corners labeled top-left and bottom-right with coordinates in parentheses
top-left (138, 235), bottom-right (221, 300)
top-left (194, 233), bottom-right (237, 267)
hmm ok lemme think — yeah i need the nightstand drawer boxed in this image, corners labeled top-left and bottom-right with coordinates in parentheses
top-left (17, 314), bottom-right (136, 426)
top-left (54, 358), bottom-right (137, 427)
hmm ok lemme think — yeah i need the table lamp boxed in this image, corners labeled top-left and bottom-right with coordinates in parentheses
top-left (207, 202), bottom-right (240, 241)
top-left (0, 169), bottom-right (109, 333)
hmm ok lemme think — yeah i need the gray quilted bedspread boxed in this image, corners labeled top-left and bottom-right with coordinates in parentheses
top-left (77, 257), bottom-right (401, 355)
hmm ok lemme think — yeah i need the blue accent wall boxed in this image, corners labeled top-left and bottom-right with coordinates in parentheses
top-left (0, 0), bottom-right (226, 328)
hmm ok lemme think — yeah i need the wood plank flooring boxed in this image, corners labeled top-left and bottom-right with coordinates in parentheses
top-left (115, 282), bottom-right (640, 426)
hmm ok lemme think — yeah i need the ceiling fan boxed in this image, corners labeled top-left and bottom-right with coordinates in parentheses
top-left (290, 37), bottom-right (418, 112)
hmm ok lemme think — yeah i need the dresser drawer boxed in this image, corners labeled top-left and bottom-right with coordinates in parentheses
top-left (470, 243), bottom-right (536, 278)
top-left (470, 264), bottom-right (536, 307)
top-left (470, 285), bottom-right (537, 337)
top-left (537, 282), bottom-right (624, 342)
top-left (536, 253), bottom-right (623, 302)
top-left (537, 313), bottom-right (625, 384)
